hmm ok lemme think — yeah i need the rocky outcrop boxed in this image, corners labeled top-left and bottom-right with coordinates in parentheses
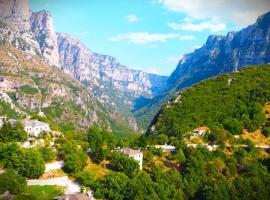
top-left (136, 11), bottom-right (270, 130)
top-left (30, 11), bottom-right (60, 67)
top-left (167, 11), bottom-right (270, 89)
top-left (57, 32), bottom-right (167, 99)
top-left (0, 0), bottom-right (169, 131)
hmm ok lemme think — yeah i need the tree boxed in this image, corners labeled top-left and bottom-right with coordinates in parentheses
top-left (0, 169), bottom-right (26, 194)
top-left (109, 152), bottom-right (139, 177)
top-left (0, 121), bottom-right (28, 142)
top-left (60, 141), bottom-right (87, 173)
top-left (223, 118), bottom-right (244, 135)
top-left (95, 172), bottom-right (129, 200)
top-left (126, 172), bottom-right (159, 200)
top-left (88, 126), bottom-right (115, 163)
top-left (8, 148), bottom-right (45, 178)
top-left (39, 147), bottom-right (56, 162)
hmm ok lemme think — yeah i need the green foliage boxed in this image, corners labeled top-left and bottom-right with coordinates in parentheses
top-left (262, 127), bottom-right (270, 137)
top-left (94, 172), bottom-right (129, 200)
top-left (39, 147), bottom-right (56, 162)
top-left (0, 100), bottom-right (19, 119)
top-left (24, 185), bottom-right (64, 200)
top-left (60, 141), bottom-right (87, 173)
top-left (109, 152), bottom-right (139, 177)
top-left (0, 169), bottom-right (26, 194)
top-left (0, 121), bottom-right (28, 142)
top-left (19, 85), bottom-right (39, 95)
top-left (8, 148), bottom-right (45, 178)
top-left (88, 126), bottom-right (116, 163)
top-left (153, 65), bottom-right (270, 136)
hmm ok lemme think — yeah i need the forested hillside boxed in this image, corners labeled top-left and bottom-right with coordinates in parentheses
top-left (148, 65), bottom-right (270, 137)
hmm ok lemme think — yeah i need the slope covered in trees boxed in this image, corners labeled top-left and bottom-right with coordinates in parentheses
top-left (148, 65), bottom-right (270, 137)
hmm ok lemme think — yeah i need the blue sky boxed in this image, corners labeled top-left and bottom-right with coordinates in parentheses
top-left (29, 0), bottom-right (270, 75)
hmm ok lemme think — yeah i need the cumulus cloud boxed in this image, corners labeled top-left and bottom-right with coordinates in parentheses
top-left (169, 20), bottom-right (226, 32)
top-left (156, 0), bottom-right (270, 26)
top-left (109, 32), bottom-right (179, 44)
top-left (126, 14), bottom-right (139, 23)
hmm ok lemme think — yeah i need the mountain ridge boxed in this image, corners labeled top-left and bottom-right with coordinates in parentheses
top-left (0, 0), bottom-right (168, 131)
top-left (135, 10), bottom-right (270, 130)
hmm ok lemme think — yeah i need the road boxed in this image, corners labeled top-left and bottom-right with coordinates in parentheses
top-left (27, 176), bottom-right (80, 194)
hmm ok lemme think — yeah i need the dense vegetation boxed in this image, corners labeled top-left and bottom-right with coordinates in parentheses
top-left (77, 143), bottom-right (270, 200)
top-left (150, 65), bottom-right (270, 137)
top-left (0, 121), bottom-right (28, 142)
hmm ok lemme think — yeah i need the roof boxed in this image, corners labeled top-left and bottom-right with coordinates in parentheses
top-left (119, 147), bottom-right (142, 156)
top-left (22, 119), bottom-right (49, 128)
top-left (194, 127), bottom-right (209, 131)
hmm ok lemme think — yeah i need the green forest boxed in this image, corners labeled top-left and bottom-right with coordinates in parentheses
top-left (150, 65), bottom-right (270, 137)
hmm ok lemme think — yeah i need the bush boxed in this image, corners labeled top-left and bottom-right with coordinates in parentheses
top-left (262, 127), bottom-right (270, 137)
top-left (19, 85), bottom-right (39, 95)
top-left (8, 148), bottom-right (45, 178)
top-left (39, 147), bottom-right (56, 162)
top-left (109, 152), bottom-right (139, 177)
top-left (60, 141), bottom-right (87, 173)
top-left (0, 121), bottom-right (28, 142)
top-left (0, 169), bottom-right (26, 194)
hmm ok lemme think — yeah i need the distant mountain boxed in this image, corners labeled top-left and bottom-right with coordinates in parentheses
top-left (57, 33), bottom-right (168, 130)
top-left (0, 0), bottom-right (168, 131)
top-left (135, 10), bottom-right (270, 129)
top-left (0, 44), bottom-right (115, 133)
top-left (147, 64), bottom-right (270, 136)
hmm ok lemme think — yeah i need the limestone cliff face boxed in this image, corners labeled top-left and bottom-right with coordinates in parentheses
top-left (0, 0), bottom-right (168, 131)
top-left (167, 11), bottom-right (270, 89)
top-left (136, 11), bottom-right (270, 129)
top-left (30, 11), bottom-right (60, 67)
top-left (0, 0), bottom-right (60, 68)
top-left (57, 32), bottom-right (168, 108)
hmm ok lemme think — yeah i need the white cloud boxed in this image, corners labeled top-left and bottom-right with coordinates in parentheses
top-left (169, 20), bottom-right (226, 32)
top-left (109, 32), bottom-right (179, 44)
top-left (156, 0), bottom-right (270, 26)
top-left (179, 35), bottom-right (195, 41)
top-left (126, 14), bottom-right (139, 23)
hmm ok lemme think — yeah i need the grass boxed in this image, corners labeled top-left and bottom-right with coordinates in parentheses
top-left (19, 85), bottom-right (39, 95)
top-left (39, 169), bottom-right (66, 180)
top-left (84, 157), bottom-right (110, 179)
top-left (23, 185), bottom-right (64, 200)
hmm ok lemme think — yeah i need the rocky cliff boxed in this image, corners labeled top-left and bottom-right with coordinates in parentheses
top-left (136, 11), bottom-right (270, 130)
top-left (0, 0), bottom-right (168, 131)
top-left (168, 11), bottom-right (270, 90)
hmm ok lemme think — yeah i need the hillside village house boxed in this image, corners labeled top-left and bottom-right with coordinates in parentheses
top-left (154, 144), bottom-right (176, 152)
top-left (21, 119), bottom-right (50, 137)
top-left (193, 127), bottom-right (210, 136)
top-left (118, 147), bottom-right (143, 169)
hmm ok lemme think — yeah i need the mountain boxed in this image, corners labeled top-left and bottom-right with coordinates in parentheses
top-left (147, 64), bottom-right (270, 136)
top-left (135, 11), bottom-right (270, 129)
top-left (57, 33), bottom-right (168, 130)
top-left (0, 0), bottom-right (168, 131)
top-left (0, 44), bottom-right (114, 133)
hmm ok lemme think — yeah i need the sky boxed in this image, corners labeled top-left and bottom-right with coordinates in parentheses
top-left (29, 0), bottom-right (270, 76)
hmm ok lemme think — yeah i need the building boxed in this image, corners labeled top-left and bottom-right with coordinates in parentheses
top-left (118, 147), bottom-right (143, 169)
top-left (21, 119), bottom-right (50, 137)
top-left (154, 144), bottom-right (176, 152)
top-left (193, 127), bottom-right (210, 136)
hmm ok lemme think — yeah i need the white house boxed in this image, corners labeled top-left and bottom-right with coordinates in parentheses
top-left (154, 144), bottom-right (176, 152)
top-left (118, 147), bottom-right (143, 169)
top-left (193, 127), bottom-right (210, 137)
top-left (22, 119), bottom-right (50, 137)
